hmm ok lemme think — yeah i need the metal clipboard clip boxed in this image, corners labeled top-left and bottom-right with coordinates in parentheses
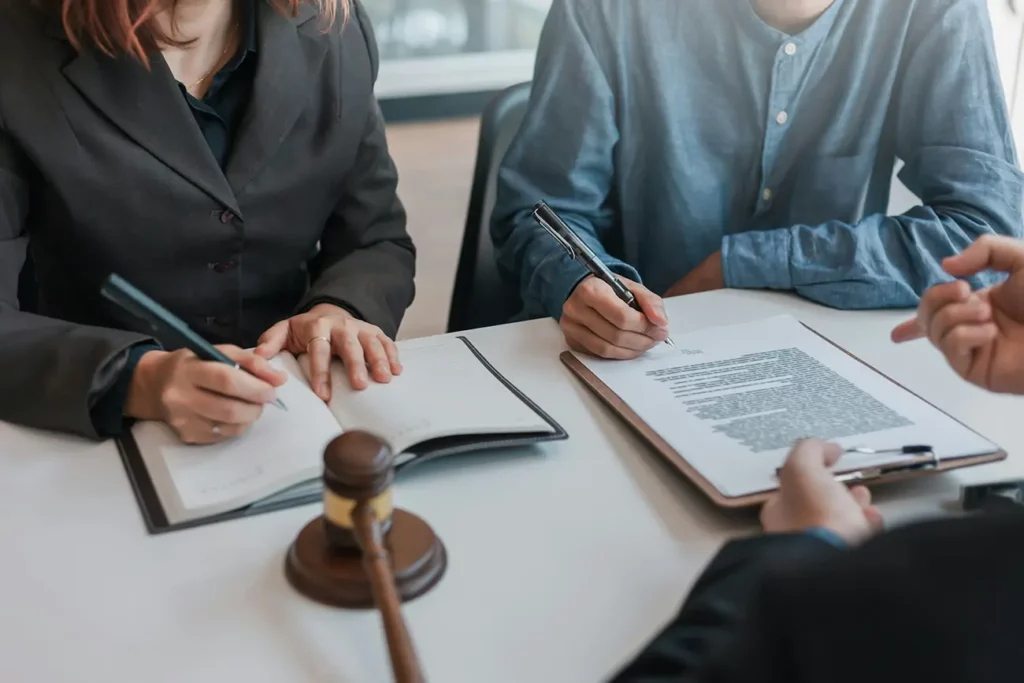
top-left (834, 445), bottom-right (941, 484)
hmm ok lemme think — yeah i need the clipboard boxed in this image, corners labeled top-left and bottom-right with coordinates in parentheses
top-left (560, 326), bottom-right (1007, 509)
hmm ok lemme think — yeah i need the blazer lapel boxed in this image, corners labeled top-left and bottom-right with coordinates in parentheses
top-left (62, 49), bottom-right (239, 213)
top-left (226, 2), bottom-right (329, 194)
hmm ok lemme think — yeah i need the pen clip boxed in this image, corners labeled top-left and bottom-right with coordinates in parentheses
top-left (834, 450), bottom-right (940, 484)
top-left (773, 447), bottom-right (940, 484)
top-left (532, 205), bottom-right (577, 259)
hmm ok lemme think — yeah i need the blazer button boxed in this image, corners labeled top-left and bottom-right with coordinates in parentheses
top-left (209, 260), bottom-right (238, 273)
top-left (219, 210), bottom-right (236, 224)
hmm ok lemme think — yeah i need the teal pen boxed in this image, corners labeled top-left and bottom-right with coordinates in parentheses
top-left (100, 273), bottom-right (287, 411)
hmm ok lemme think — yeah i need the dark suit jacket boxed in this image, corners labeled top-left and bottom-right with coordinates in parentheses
top-left (612, 512), bottom-right (1024, 683)
top-left (0, 0), bottom-right (415, 438)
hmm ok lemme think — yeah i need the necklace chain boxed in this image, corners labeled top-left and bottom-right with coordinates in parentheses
top-left (187, 22), bottom-right (239, 91)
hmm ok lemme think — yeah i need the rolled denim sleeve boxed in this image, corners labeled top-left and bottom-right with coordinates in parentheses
top-left (723, 0), bottom-right (1024, 309)
top-left (490, 0), bottom-right (638, 320)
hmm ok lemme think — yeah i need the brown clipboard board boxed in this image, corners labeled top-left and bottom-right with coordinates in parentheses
top-left (560, 323), bottom-right (1007, 509)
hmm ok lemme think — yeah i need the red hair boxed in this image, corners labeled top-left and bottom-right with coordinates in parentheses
top-left (54, 0), bottom-right (344, 65)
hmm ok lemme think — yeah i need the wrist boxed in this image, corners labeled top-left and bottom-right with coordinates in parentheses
top-left (307, 302), bottom-right (355, 320)
top-left (124, 350), bottom-right (169, 421)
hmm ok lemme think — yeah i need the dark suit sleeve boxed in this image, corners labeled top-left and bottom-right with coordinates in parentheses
top-left (0, 120), bottom-right (152, 439)
top-left (89, 342), bottom-right (162, 437)
top-left (610, 533), bottom-right (843, 682)
top-left (299, 1), bottom-right (416, 340)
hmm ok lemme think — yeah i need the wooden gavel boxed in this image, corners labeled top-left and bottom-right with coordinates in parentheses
top-left (285, 432), bottom-right (447, 683)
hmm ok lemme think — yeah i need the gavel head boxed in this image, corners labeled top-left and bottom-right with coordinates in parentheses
top-left (321, 431), bottom-right (396, 552)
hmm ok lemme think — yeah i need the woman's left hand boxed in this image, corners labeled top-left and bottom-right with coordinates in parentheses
top-left (255, 304), bottom-right (402, 401)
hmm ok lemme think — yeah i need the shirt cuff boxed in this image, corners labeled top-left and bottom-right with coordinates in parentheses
top-left (721, 229), bottom-right (794, 290)
top-left (803, 526), bottom-right (849, 549)
top-left (539, 252), bottom-right (641, 321)
top-left (90, 342), bottom-right (161, 438)
top-left (300, 298), bottom-right (364, 321)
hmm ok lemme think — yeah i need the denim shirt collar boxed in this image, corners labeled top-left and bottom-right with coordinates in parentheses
top-left (733, 0), bottom-right (845, 48)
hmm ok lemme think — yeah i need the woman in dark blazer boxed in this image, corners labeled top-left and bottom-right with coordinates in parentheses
top-left (0, 0), bottom-right (415, 443)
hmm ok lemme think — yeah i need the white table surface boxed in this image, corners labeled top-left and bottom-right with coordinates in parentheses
top-left (2, 290), bottom-right (1022, 683)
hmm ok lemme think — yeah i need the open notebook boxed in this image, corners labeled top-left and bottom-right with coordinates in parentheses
top-left (562, 315), bottom-right (1005, 508)
top-left (117, 336), bottom-right (566, 533)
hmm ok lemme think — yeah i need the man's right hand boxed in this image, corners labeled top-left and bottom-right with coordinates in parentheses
top-left (891, 235), bottom-right (1024, 395)
top-left (561, 275), bottom-right (670, 359)
top-left (125, 346), bottom-right (287, 444)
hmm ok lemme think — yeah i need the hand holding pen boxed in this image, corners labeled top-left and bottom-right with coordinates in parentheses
top-left (532, 201), bottom-right (675, 360)
top-left (101, 274), bottom-right (288, 445)
top-left (125, 345), bottom-right (288, 445)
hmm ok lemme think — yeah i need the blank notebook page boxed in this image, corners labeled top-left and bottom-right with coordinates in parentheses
top-left (325, 336), bottom-right (554, 454)
top-left (135, 354), bottom-right (340, 520)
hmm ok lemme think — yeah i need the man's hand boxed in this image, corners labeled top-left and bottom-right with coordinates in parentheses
top-left (664, 250), bottom-right (724, 299)
top-left (761, 439), bottom-right (884, 545)
top-left (891, 235), bottom-right (1024, 394)
top-left (561, 276), bottom-right (670, 360)
top-left (255, 303), bottom-right (402, 401)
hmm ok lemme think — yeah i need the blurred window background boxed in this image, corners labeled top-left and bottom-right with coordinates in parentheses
top-left (367, 0), bottom-right (551, 118)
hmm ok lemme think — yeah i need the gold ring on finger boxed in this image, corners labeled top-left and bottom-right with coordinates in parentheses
top-left (306, 335), bottom-right (330, 352)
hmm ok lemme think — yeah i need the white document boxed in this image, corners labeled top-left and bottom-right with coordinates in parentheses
top-left (577, 315), bottom-right (998, 498)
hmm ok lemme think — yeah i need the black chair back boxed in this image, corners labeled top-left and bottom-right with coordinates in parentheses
top-left (446, 82), bottom-right (531, 333)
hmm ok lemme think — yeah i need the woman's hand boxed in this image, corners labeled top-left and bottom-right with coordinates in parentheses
top-left (255, 303), bottom-right (402, 400)
top-left (125, 346), bottom-right (287, 445)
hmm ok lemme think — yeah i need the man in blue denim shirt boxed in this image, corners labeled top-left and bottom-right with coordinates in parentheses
top-left (492, 0), bottom-right (1024, 360)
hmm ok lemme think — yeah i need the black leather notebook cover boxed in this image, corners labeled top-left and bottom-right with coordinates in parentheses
top-left (117, 336), bottom-right (568, 535)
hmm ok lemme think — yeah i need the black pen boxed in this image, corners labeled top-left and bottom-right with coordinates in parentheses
top-left (100, 274), bottom-right (287, 411)
top-left (532, 201), bottom-right (675, 348)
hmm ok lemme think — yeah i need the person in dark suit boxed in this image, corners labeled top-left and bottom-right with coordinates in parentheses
top-left (0, 0), bottom-right (415, 444)
top-left (611, 234), bottom-right (1024, 682)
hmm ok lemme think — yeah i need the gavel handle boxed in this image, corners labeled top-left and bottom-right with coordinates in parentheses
top-left (352, 502), bottom-right (425, 683)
